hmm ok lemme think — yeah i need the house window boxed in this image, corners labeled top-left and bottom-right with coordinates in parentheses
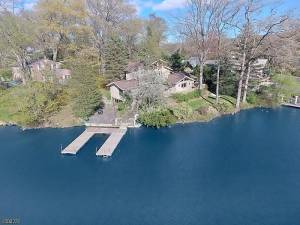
top-left (181, 82), bottom-right (187, 88)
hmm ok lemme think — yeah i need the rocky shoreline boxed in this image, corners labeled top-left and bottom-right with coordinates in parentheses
top-left (0, 120), bottom-right (82, 130)
top-left (0, 105), bottom-right (271, 130)
top-left (0, 121), bottom-right (14, 127)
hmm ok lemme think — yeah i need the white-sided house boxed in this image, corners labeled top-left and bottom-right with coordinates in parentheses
top-left (124, 62), bottom-right (145, 80)
top-left (151, 59), bottom-right (173, 79)
top-left (107, 79), bottom-right (138, 102)
top-left (165, 72), bottom-right (195, 95)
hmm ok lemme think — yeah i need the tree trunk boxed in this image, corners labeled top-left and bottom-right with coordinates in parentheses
top-left (242, 62), bottom-right (251, 103)
top-left (53, 47), bottom-right (58, 62)
top-left (235, 51), bottom-right (247, 112)
top-left (16, 55), bottom-right (27, 85)
top-left (199, 61), bottom-right (204, 90)
top-left (216, 62), bottom-right (221, 104)
top-left (100, 53), bottom-right (106, 75)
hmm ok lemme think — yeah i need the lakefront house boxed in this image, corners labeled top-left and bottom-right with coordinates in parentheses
top-left (12, 59), bottom-right (71, 84)
top-left (107, 59), bottom-right (195, 102)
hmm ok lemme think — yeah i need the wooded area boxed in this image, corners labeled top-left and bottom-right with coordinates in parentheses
top-left (0, 0), bottom-right (299, 127)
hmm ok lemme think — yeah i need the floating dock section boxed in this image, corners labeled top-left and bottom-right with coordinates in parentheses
top-left (61, 127), bottom-right (127, 157)
top-left (282, 103), bottom-right (300, 109)
top-left (61, 130), bottom-right (94, 155)
top-left (96, 130), bottom-right (127, 157)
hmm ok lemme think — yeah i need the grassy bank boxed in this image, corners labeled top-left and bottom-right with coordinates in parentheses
top-left (0, 83), bottom-right (81, 128)
top-left (138, 90), bottom-right (240, 128)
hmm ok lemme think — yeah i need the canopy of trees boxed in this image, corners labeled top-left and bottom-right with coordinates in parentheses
top-left (0, 0), bottom-right (299, 127)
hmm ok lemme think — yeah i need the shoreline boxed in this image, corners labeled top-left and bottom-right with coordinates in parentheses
top-left (0, 105), bottom-right (277, 130)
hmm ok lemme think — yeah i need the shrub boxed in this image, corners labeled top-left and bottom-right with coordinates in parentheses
top-left (0, 68), bottom-right (12, 80)
top-left (196, 106), bottom-right (209, 115)
top-left (138, 108), bottom-right (176, 128)
top-left (171, 103), bottom-right (193, 120)
top-left (246, 92), bottom-right (258, 105)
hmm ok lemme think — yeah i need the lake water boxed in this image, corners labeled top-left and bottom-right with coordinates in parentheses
top-left (1, 107), bottom-right (300, 225)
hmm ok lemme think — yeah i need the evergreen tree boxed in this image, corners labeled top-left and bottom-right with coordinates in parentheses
top-left (71, 62), bottom-right (103, 119)
top-left (169, 50), bottom-right (184, 72)
top-left (104, 37), bottom-right (128, 81)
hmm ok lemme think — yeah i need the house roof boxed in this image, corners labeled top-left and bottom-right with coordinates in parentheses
top-left (125, 62), bottom-right (145, 73)
top-left (151, 59), bottom-right (173, 71)
top-left (107, 79), bottom-right (138, 91)
top-left (167, 72), bottom-right (194, 87)
top-left (187, 57), bottom-right (218, 67)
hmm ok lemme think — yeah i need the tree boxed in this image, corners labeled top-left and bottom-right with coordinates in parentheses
top-left (232, 0), bottom-right (288, 111)
top-left (121, 18), bottom-right (143, 59)
top-left (35, 0), bottom-right (88, 62)
top-left (169, 50), bottom-right (184, 72)
top-left (179, 0), bottom-right (219, 90)
top-left (262, 19), bottom-right (300, 75)
top-left (87, 0), bottom-right (136, 75)
top-left (71, 66), bottom-right (103, 119)
top-left (69, 52), bottom-right (103, 119)
top-left (132, 70), bottom-right (166, 109)
top-left (139, 14), bottom-right (167, 65)
top-left (104, 37), bottom-right (128, 81)
top-left (213, 0), bottom-right (239, 103)
top-left (0, 11), bottom-right (34, 83)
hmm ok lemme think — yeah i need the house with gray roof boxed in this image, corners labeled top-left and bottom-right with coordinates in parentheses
top-left (165, 72), bottom-right (195, 95)
top-left (108, 70), bottom-right (196, 102)
top-left (107, 79), bottom-right (139, 102)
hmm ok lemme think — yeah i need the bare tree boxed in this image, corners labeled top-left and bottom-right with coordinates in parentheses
top-left (86, 0), bottom-right (136, 75)
top-left (132, 70), bottom-right (166, 109)
top-left (0, 0), bottom-right (22, 14)
top-left (179, 0), bottom-right (220, 90)
top-left (121, 18), bottom-right (143, 59)
top-left (262, 19), bottom-right (300, 74)
top-left (213, 0), bottom-right (239, 103)
top-left (233, 0), bottom-right (288, 111)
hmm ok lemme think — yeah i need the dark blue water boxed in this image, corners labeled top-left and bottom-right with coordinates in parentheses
top-left (1, 107), bottom-right (300, 225)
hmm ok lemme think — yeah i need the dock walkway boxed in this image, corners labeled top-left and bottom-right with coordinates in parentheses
top-left (282, 103), bottom-right (300, 109)
top-left (61, 127), bottom-right (127, 157)
top-left (61, 130), bottom-right (94, 155)
top-left (96, 129), bottom-right (127, 157)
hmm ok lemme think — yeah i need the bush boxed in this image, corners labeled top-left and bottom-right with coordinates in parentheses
top-left (196, 106), bottom-right (209, 115)
top-left (138, 108), bottom-right (176, 128)
top-left (171, 103), bottom-right (193, 120)
top-left (246, 92), bottom-right (258, 105)
top-left (0, 68), bottom-right (12, 80)
top-left (172, 90), bottom-right (202, 102)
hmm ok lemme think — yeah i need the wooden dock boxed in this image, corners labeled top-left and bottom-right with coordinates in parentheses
top-left (61, 127), bottom-right (127, 157)
top-left (282, 103), bottom-right (300, 109)
top-left (96, 129), bottom-right (127, 157)
top-left (61, 130), bottom-right (95, 155)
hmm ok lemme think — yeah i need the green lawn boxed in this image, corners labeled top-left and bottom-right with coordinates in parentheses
top-left (187, 98), bottom-right (211, 110)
